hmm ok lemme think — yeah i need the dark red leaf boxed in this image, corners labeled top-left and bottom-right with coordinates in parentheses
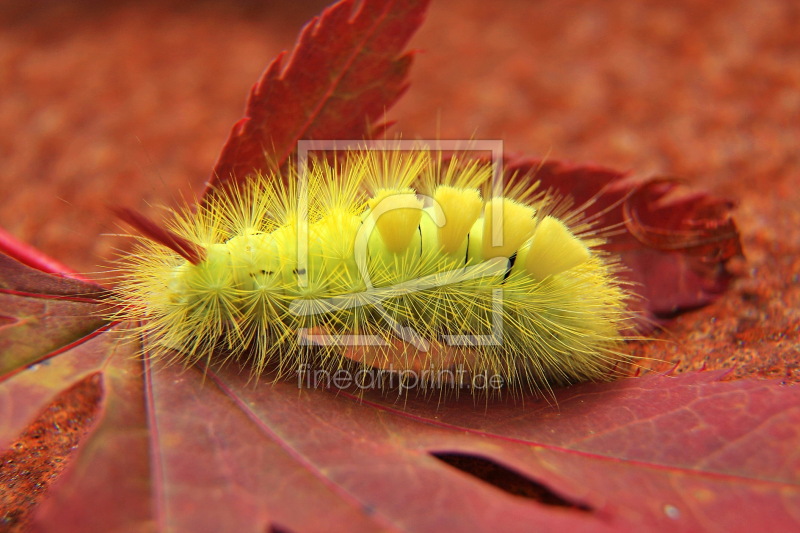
top-left (0, 255), bottom-right (108, 378)
top-left (207, 0), bottom-right (430, 197)
top-left (504, 158), bottom-right (741, 318)
top-left (0, 254), bottom-right (107, 299)
top-left (18, 350), bottom-right (797, 532)
top-left (9, 326), bottom-right (154, 533)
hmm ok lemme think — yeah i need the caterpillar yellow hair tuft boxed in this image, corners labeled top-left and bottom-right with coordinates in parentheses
top-left (523, 215), bottom-right (592, 280)
top-left (110, 148), bottom-right (638, 396)
top-left (481, 197), bottom-right (537, 260)
top-left (432, 186), bottom-right (482, 255)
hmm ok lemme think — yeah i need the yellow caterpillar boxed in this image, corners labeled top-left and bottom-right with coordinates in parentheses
top-left (112, 149), bottom-right (635, 394)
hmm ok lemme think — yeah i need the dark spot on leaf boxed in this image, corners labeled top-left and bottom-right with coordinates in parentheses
top-left (267, 522), bottom-right (296, 533)
top-left (431, 452), bottom-right (593, 512)
top-left (361, 503), bottom-right (375, 516)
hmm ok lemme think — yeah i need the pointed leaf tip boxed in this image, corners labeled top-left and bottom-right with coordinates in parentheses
top-left (114, 207), bottom-right (206, 264)
top-left (207, 0), bottom-right (431, 198)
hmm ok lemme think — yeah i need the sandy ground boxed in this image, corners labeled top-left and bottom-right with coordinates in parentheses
top-left (1, 0), bottom-right (798, 380)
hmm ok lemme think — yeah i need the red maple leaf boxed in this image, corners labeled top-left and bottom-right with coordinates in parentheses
top-left (208, 0), bottom-right (429, 195)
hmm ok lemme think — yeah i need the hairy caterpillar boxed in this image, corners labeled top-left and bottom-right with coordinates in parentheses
top-left (112, 147), bottom-right (636, 395)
